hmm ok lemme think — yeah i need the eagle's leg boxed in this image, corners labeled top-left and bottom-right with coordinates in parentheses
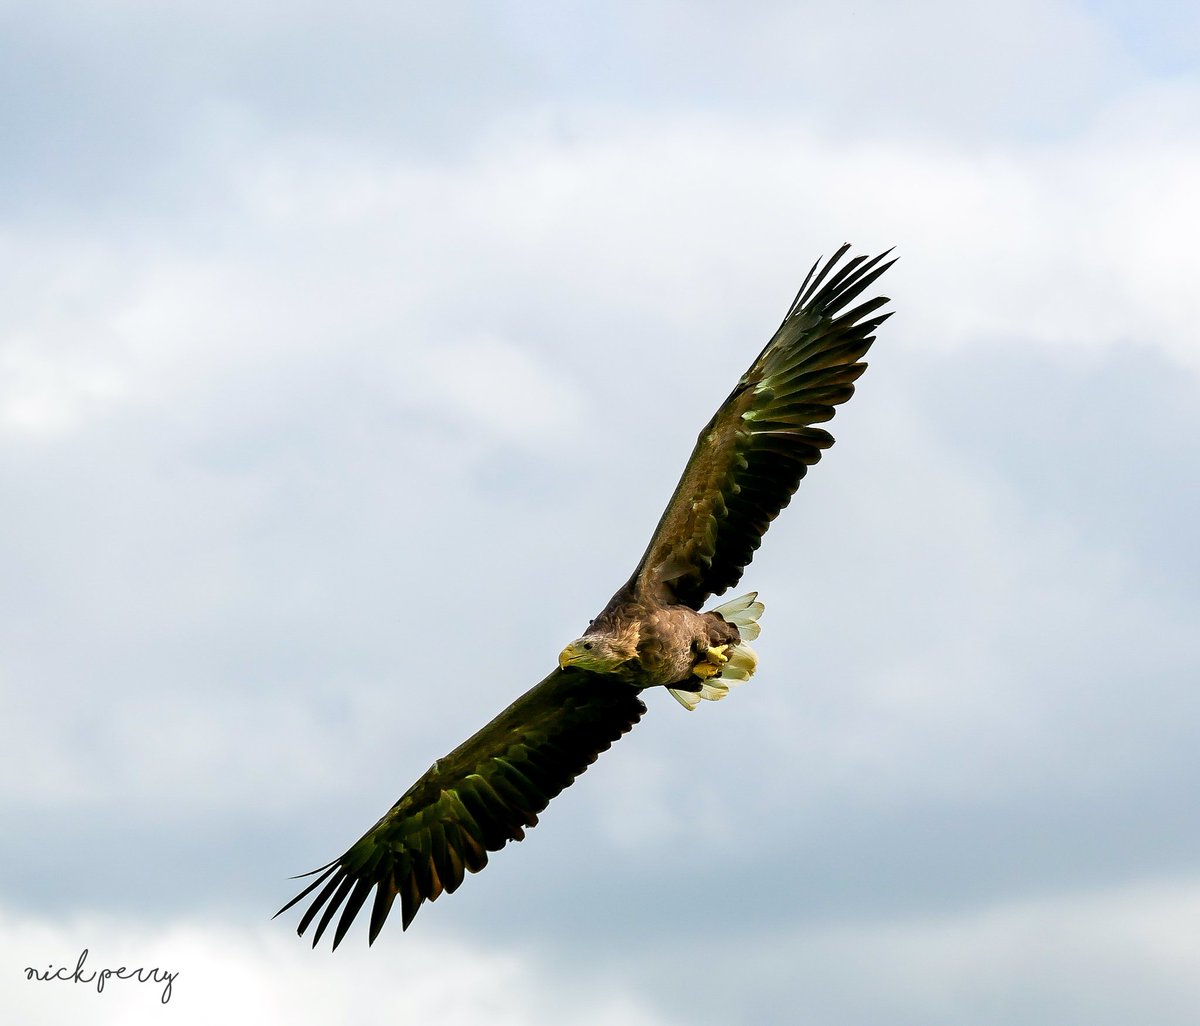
top-left (705, 645), bottom-right (730, 665)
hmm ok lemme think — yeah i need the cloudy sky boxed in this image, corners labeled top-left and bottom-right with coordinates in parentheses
top-left (2, 0), bottom-right (1198, 1022)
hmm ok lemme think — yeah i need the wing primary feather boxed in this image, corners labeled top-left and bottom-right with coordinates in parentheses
top-left (309, 875), bottom-right (355, 948)
top-left (368, 878), bottom-right (398, 945)
top-left (779, 250), bottom-right (827, 327)
top-left (819, 249), bottom-right (894, 312)
top-left (796, 244), bottom-right (859, 309)
top-left (813, 253), bottom-right (870, 306)
top-left (294, 867), bottom-right (345, 936)
top-left (332, 876), bottom-right (377, 951)
top-left (828, 275), bottom-right (894, 323)
top-left (400, 872), bottom-right (422, 931)
top-left (273, 861), bottom-right (339, 919)
top-left (786, 243), bottom-right (853, 320)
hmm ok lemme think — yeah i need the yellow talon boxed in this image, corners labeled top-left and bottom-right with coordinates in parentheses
top-left (693, 644), bottom-right (731, 680)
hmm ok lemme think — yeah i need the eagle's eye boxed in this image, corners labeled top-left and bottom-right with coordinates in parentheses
top-left (583, 642), bottom-right (593, 650)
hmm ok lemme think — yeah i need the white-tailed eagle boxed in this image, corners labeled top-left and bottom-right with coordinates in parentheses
top-left (277, 244), bottom-right (895, 947)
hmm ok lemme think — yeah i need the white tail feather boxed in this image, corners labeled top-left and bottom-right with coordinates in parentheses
top-left (668, 688), bottom-right (702, 710)
top-left (711, 591), bottom-right (765, 641)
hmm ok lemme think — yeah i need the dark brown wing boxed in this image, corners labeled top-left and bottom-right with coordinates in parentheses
top-left (630, 244), bottom-right (895, 609)
top-left (275, 668), bottom-right (646, 948)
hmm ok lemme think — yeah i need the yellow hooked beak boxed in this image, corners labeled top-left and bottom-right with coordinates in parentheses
top-left (558, 643), bottom-right (580, 670)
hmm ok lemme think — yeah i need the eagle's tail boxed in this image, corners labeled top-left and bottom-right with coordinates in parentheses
top-left (669, 592), bottom-right (762, 710)
top-left (711, 591), bottom-right (764, 641)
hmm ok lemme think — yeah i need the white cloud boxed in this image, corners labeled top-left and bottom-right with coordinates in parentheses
top-left (6, 71), bottom-right (1196, 446)
top-left (11, 875), bottom-right (1199, 1026)
top-left (217, 89), bottom-right (1200, 379)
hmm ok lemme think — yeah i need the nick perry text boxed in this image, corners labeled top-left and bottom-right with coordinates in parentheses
top-left (25, 948), bottom-right (178, 1004)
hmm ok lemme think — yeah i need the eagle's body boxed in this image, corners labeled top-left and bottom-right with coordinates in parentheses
top-left (278, 245), bottom-right (895, 948)
top-left (564, 585), bottom-right (744, 688)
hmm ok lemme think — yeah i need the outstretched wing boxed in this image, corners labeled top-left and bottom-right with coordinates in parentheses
top-left (276, 668), bottom-right (646, 948)
top-left (630, 244), bottom-right (895, 609)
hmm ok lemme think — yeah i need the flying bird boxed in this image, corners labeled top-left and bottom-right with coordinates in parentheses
top-left (277, 243), bottom-right (895, 948)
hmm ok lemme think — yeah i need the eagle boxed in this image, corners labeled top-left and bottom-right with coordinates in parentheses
top-left (277, 244), bottom-right (895, 948)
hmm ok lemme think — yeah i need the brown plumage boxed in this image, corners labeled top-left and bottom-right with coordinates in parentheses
top-left (563, 593), bottom-right (742, 687)
top-left (276, 244), bottom-right (895, 947)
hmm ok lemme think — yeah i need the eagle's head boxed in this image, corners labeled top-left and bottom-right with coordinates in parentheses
top-left (558, 623), bottom-right (639, 673)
